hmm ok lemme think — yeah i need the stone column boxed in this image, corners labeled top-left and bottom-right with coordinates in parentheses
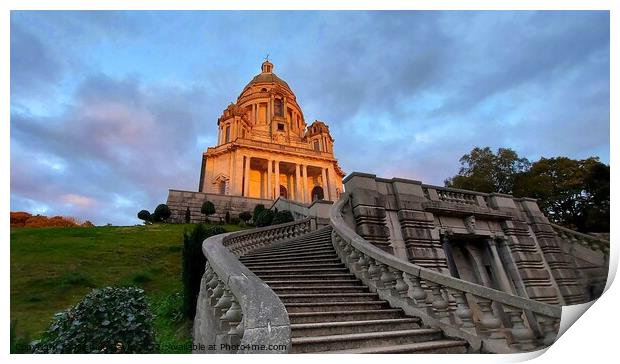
top-left (327, 165), bottom-right (338, 201)
top-left (267, 160), bottom-right (273, 199)
top-left (295, 164), bottom-right (301, 203)
top-left (274, 160), bottom-right (280, 198)
top-left (302, 164), bottom-right (309, 203)
top-left (243, 156), bottom-right (251, 197)
top-left (321, 167), bottom-right (328, 201)
top-left (253, 104), bottom-right (257, 124)
top-left (487, 238), bottom-right (516, 295)
top-left (441, 234), bottom-right (460, 278)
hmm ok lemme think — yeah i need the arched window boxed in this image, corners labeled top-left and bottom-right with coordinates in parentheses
top-left (311, 186), bottom-right (324, 201)
top-left (279, 185), bottom-right (288, 199)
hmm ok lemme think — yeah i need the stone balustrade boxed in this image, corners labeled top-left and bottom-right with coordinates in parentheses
top-left (223, 218), bottom-right (312, 256)
top-left (423, 185), bottom-right (483, 206)
top-left (194, 218), bottom-right (313, 353)
top-left (551, 223), bottom-right (610, 256)
top-left (330, 192), bottom-right (562, 353)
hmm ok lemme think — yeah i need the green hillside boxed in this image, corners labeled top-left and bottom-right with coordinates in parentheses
top-left (10, 223), bottom-right (245, 353)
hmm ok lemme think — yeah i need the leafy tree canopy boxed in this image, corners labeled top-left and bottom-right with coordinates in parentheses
top-left (445, 147), bottom-right (609, 232)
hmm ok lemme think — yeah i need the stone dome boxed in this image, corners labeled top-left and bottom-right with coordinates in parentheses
top-left (240, 60), bottom-right (293, 95)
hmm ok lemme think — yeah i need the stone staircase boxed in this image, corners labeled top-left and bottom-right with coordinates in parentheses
top-left (239, 226), bottom-right (468, 354)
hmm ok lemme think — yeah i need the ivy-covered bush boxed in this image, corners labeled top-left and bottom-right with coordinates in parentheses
top-left (34, 287), bottom-right (155, 353)
top-left (182, 224), bottom-right (226, 319)
top-left (255, 209), bottom-right (275, 227)
top-left (272, 210), bottom-right (294, 225)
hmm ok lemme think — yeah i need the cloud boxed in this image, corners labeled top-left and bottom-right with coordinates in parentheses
top-left (10, 11), bottom-right (610, 225)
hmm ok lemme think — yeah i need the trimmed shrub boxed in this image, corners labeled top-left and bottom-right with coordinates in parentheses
top-left (272, 210), bottom-right (294, 225)
top-left (137, 210), bottom-right (151, 224)
top-left (184, 207), bottom-right (191, 224)
top-left (201, 201), bottom-right (216, 223)
top-left (182, 224), bottom-right (226, 320)
top-left (252, 204), bottom-right (265, 222)
top-left (255, 209), bottom-right (275, 227)
top-left (152, 204), bottom-right (171, 223)
top-left (239, 211), bottom-right (252, 224)
top-left (33, 287), bottom-right (155, 353)
top-left (230, 217), bottom-right (241, 225)
top-left (224, 211), bottom-right (231, 224)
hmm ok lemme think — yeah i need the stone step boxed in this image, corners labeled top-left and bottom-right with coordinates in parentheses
top-left (242, 249), bottom-right (337, 261)
top-left (328, 340), bottom-right (468, 354)
top-left (251, 267), bottom-right (350, 276)
top-left (244, 246), bottom-right (336, 259)
top-left (288, 309), bottom-right (405, 324)
top-left (272, 285), bottom-right (368, 294)
top-left (290, 328), bottom-right (444, 353)
top-left (263, 279), bottom-right (363, 287)
top-left (239, 255), bottom-right (340, 265)
top-left (252, 240), bottom-right (333, 252)
top-left (256, 273), bottom-right (356, 280)
top-left (278, 292), bottom-right (379, 304)
top-left (243, 262), bottom-right (345, 270)
top-left (291, 318), bottom-right (421, 337)
top-left (284, 301), bottom-right (389, 313)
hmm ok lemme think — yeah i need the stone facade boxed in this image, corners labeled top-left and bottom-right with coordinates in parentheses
top-left (341, 172), bottom-right (604, 305)
top-left (198, 60), bottom-right (345, 204)
top-left (166, 189), bottom-right (272, 223)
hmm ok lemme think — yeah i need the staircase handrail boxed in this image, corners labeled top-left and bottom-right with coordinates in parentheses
top-left (550, 222), bottom-right (610, 255)
top-left (194, 218), bottom-right (313, 353)
top-left (329, 192), bottom-right (562, 353)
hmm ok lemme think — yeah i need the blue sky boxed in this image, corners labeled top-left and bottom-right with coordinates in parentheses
top-left (10, 11), bottom-right (610, 225)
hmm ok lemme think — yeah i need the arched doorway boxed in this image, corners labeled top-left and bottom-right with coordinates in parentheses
top-left (279, 185), bottom-right (288, 199)
top-left (311, 186), bottom-right (324, 201)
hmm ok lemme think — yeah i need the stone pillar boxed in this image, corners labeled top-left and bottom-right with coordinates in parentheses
top-left (321, 167), bottom-right (328, 201)
top-left (441, 234), bottom-right (460, 278)
top-left (487, 238), bottom-right (517, 295)
top-left (274, 160), bottom-right (280, 198)
top-left (253, 104), bottom-right (257, 123)
top-left (243, 156), bottom-right (251, 197)
top-left (295, 164), bottom-right (301, 203)
top-left (302, 164), bottom-right (308, 203)
top-left (267, 160), bottom-right (273, 199)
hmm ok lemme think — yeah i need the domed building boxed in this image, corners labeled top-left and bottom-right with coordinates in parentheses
top-left (198, 60), bottom-right (345, 203)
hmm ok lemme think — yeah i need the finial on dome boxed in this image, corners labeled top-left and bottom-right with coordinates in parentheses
top-left (261, 55), bottom-right (274, 73)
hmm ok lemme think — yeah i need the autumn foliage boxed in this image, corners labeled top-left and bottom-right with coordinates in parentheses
top-left (10, 212), bottom-right (94, 228)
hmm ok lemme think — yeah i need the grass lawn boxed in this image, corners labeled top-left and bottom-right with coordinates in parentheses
top-left (10, 223), bottom-right (245, 353)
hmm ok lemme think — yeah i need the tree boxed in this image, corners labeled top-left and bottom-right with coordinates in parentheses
top-left (239, 211), bottom-right (252, 225)
top-left (513, 157), bottom-right (609, 232)
top-left (224, 211), bottom-right (231, 224)
top-left (444, 147), bottom-right (530, 194)
top-left (201, 201), bottom-right (216, 223)
top-left (137, 210), bottom-right (151, 224)
top-left (152, 204), bottom-right (171, 223)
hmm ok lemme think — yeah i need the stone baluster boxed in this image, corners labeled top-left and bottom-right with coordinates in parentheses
top-left (357, 253), bottom-right (371, 281)
top-left (405, 273), bottom-right (429, 311)
top-left (475, 296), bottom-right (504, 340)
top-left (366, 258), bottom-right (382, 287)
top-left (378, 263), bottom-right (396, 291)
top-left (347, 247), bottom-right (361, 271)
top-left (427, 282), bottom-right (450, 322)
top-left (392, 269), bottom-right (411, 303)
top-left (504, 305), bottom-right (536, 351)
top-left (227, 318), bottom-right (244, 349)
top-left (538, 315), bottom-right (559, 347)
top-left (209, 280), bottom-right (225, 305)
top-left (214, 288), bottom-right (234, 330)
top-left (447, 288), bottom-right (474, 329)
